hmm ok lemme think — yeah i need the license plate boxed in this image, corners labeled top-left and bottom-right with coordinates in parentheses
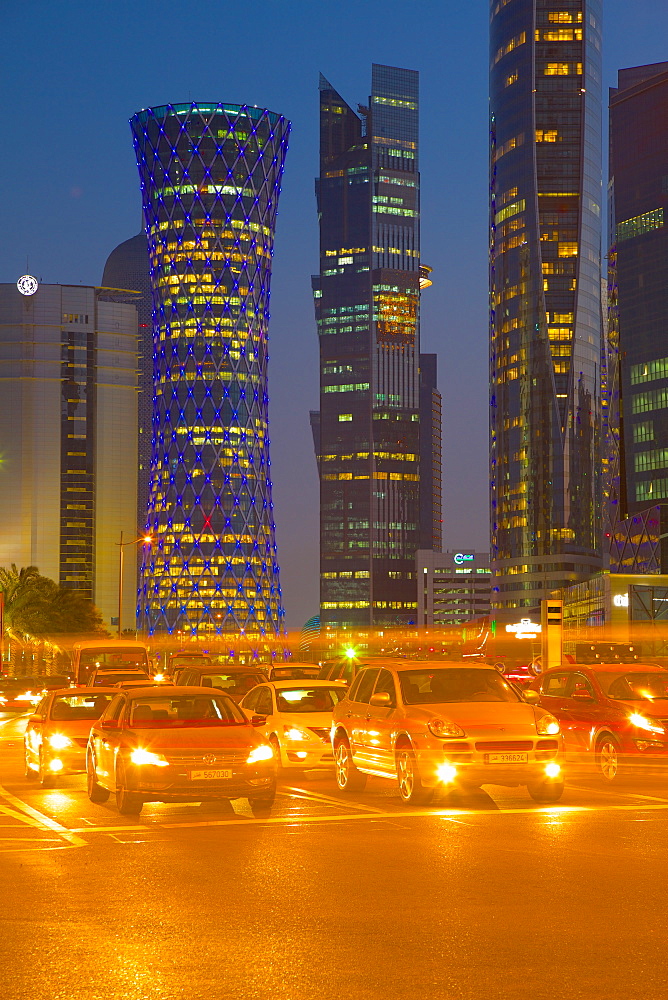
top-left (485, 753), bottom-right (528, 764)
top-left (189, 769), bottom-right (233, 781)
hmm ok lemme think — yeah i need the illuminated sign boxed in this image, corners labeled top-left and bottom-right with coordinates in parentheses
top-left (17, 274), bottom-right (38, 296)
top-left (505, 618), bottom-right (542, 640)
top-left (454, 553), bottom-right (475, 565)
top-left (613, 593), bottom-right (629, 608)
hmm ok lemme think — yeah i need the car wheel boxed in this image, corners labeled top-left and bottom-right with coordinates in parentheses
top-left (86, 751), bottom-right (110, 804)
top-left (24, 748), bottom-right (37, 780)
top-left (334, 739), bottom-right (367, 792)
top-left (396, 746), bottom-right (432, 806)
top-left (38, 750), bottom-right (54, 788)
top-left (248, 792), bottom-right (276, 817)
top-left (596, 735), bottom-right (621, 782)
top-left (115, 762), bottom-right (143, 816)
top-left (527, 778), bottom-right (565, 803)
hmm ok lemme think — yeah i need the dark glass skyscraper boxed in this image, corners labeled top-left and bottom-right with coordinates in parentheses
top-left (489, 1), bottom-right (603, 609)
top-left (313, 65), bottom-right (421, 629)
top-left (131, 102), bottom-right (289, 639)
top-left (609, 64), bottom-right (668, 518)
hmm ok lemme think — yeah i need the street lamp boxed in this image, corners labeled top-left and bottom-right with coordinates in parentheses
top-left (116, 531), bottom-right (152, 638)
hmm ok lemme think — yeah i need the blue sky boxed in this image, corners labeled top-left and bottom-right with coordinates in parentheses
top-left (3, 0), bottom-right (668, 628)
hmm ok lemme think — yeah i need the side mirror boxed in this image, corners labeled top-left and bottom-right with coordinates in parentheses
top-left (28, 714), bottom-right (44, 724)
top-left (369, 692), bottom-right (393, 708)
top-left (572, 690), bottom-right (595, 701)
top-left (523, 689), bottom-right (540, 703)
top-left (100, 718), bottom-right (120, 730)
top-left (251, 715), bottom-right (267, 726)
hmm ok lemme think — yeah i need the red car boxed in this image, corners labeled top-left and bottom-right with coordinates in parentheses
top-left (526, 663), bottom-right (668, 782)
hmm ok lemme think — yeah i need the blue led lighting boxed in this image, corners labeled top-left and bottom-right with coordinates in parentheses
top-left (131, 101), bottom-right (289, 640)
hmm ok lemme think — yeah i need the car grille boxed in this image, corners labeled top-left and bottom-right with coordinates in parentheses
top-left (73, 737), bottom-right (89, 747)
top-left (307, 728), bottom-right (331, 743)
top-left (474, 740), bottom-right (533, 752)
top-left (164, 749), bottom-right (249, 765)
top-left (536, 740), bottom-right (559, 750)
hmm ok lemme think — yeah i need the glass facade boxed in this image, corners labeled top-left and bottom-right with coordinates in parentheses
top-left (609, 64), bottom-right (668, 516)
top-left (489, 0), bottom-right (603, 609)
top-left (131, 103), bottom-right (289, 638)
top-left (313, 65), bottom-right (421, 629)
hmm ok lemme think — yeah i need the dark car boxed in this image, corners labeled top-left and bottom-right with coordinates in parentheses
top-left (86, 687), bottom-right (276, 816)
top-left (0, 677), bottom-right (44, 712)
top-left (174, 666), bottom-right (266, 702)
top-left (526, 663), bottom-right (668, 781)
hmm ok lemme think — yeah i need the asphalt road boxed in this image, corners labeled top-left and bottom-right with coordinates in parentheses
top-left (2, 713), bottom-right (668, 1000)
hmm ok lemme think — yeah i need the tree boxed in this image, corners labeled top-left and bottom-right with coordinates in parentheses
top-left (0, 564), bottom-right (107, 639)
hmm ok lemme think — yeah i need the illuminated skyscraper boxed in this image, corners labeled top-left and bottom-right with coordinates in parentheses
top-left (131, 102), bottom-right (289, 638)
top-left (313, 65), bottom-right (421, 629)
top-left (489, 1), bottom-right (603, 609)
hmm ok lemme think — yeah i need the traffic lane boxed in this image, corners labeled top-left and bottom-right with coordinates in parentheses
top-left (2, 790), bottom-right (668, 999)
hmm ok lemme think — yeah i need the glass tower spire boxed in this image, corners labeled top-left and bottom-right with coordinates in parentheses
top-left (489, 1), bottom-right (603, 608)
top-left (131, 102), bottom-right (289, 639)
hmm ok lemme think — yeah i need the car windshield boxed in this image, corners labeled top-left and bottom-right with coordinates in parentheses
top-left (50, 693), bottom-right (116, 721)
top-left (127, 694), bottom-right (247, 727)
top-left (596, 671), bottom-right (668, 701)
top-left (399, 668), bottom-right (520, 705)
top-left (93, 672), bottom-right (148, 686)
top-left (275, 687), bottom-right (346, 713)
top-left (196, 672), bottom-right (263, 697)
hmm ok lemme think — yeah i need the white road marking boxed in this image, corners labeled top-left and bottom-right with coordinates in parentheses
top-left (0, 783), bottom-right (87, 847)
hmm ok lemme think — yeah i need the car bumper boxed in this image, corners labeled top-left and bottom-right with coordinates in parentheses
top-left (416, 744), bottom-right (563, 789)
top-left (28, 747), bottom-right (87, 776)
top-left (125, 763), bottom-right (277, 801)
top-left (282, 745), bottom-right (334, 769)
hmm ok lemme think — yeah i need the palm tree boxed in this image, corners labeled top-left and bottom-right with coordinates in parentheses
top-left (0, 564), bottom-right (106, 639)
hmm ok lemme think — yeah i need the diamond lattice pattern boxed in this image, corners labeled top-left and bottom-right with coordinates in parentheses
top-left (131, 103), bottom-right (290, 639)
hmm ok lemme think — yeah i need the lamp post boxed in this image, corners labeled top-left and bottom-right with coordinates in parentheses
top-left (116, 532), bottom-right (152, 638)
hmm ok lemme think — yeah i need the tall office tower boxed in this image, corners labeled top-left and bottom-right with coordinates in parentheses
top-left (489, 1), bottom-right (604, 609)
top-left (131, 102), bottom-right (289, 638)
top-left (313, 65), bottom-right (421, 629)
top-left (418, 352), bottom-right (442, 551)
top-left (0, 280), bottom-right (138, 627)
top-left (608, 65), bottom-right (668, 544)
top-left (102, 233), bottom-right (152, 530)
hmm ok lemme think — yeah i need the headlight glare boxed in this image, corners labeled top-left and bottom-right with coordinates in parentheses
top-left (629, 713), bottom-right (665, 734)
top-left (130, 748), bottom-right (169, 767)
top-left (428, 719), bottom-right (466, 739)
top-left (246, 744), bottom-right (274, 764)
top-left (48, 734), bottom-right (73, 750)
top-left (283, 726), bottom-right (310, 741)
top-left (536, 713), bottom-right (560, 736)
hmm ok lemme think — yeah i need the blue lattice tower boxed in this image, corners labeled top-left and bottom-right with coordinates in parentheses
top-left (130, 103), bottom-right (290, 643)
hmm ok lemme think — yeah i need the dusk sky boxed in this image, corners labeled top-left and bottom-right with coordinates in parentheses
top-left (3, 0), bottom-right (668, 629)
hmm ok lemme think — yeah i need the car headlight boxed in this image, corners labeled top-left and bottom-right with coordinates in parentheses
top-left (428, 719), bottom-right (466, 739)
top-left (629, 713), bottom-right (665, 734)
top-left (283, 726), bottom-right (312, 742)
top-left (536, 713), bottom-right (560, 736)
top-left (246, 744), bottom-right (274, 764)
top-left (153, 673), bottom-right (165, 683)
top-left (130, 748), bottom-right (169, 767)
top-left (48, 734), bottom-right (74, 750)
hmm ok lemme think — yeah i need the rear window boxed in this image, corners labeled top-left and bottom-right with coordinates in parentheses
top-left (196, 672), bottom-right (263, 697)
